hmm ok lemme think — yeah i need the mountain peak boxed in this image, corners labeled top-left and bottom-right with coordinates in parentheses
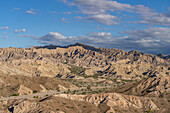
top-left (68, 42), bottom-right (92, 47)
top-left (68, 42), bottom-right (101, 52)
top-left (32, 45), bottom-right (58, 49)
top-left (29, 43), bottom-right (101, 52)
top-left (73, 42), bottom-right (84, 46)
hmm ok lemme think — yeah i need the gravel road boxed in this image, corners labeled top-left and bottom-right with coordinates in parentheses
top-left (0, 86), bottom-right (112, 101)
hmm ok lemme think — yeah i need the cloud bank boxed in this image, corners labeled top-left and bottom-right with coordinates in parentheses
top-left (36, 27), bottom-right (170, 54)
top-left (63, 0), bottom-right (170, 26)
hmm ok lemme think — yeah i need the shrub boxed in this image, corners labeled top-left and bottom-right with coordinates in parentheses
top-left (73, 90), bottom-right (76, 94)
top-left (83, 106), bottom-right (87, 108)
top-left (68, 89), bottom-right (71, 92)
top-left (33, 96), bottom-right (38, 98)
top-left (87, 85), bottom-right (91, 90)
top-left (12, 94), bottom-right (19, 96)
top-left (56, 109), bottom-right (60, 111)
top-left (33, 90), bottom-right (38, 93)
top-left (145, 110), bottom-right (151, 113)
top-left (63, 103), bottom-right (66, 105)
top-left (82, 92), bottom-right (86, 95)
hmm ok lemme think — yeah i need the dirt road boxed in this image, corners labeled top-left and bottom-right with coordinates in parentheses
top-left (0, 86), bottom-right (112, 101)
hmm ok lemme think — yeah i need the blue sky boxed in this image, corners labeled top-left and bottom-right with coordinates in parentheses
top-left (0, 0), bottom-right (170, 54)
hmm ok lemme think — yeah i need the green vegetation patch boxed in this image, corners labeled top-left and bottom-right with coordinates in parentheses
top-left (33, 96), bottom-right (39, 98)
top-left (12, 94), bottom-right (19, 96)
top-left (68, 65), bottom-right (86, 76)
top-left (33, 90), bottom-right (38, 93)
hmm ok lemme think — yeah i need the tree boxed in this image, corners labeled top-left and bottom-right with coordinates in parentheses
top-left (87, 85), bottom-right (91, 90)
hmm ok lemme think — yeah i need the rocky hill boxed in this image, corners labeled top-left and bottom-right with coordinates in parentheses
top-left (0, 93), bottom-right (169, 113)
top-left (0, 43), bottom-right (170, 113)
top-left (107, 76), bottom-right (170, 98)
top-left (0, 43), bottom-right (169, 80)
top-left (0, 73), bottom-right (76, 97)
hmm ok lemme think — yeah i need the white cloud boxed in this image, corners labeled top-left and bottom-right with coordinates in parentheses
top-left (48, 32), bottom-right (67, 39)
top-left (168, 7), bottom-right (170, 11)
top-left (63, 0), bottom-right (170, 26)
top-left (49, 11), bottom-right (57, 14)
top-left (118, 27), bottom-right (170, 53)
top-left (36, 27), bottom-right (170, 54)
top-left (0, 36), bottom-right (8, 39)
top-left (26, 9), bottom-right (36, 14)
top-left (61, 18), bottom-right (66, 21)
top-left (14, 28), bottom-right (26, 33)
top-left (61, 18), bottom-right (68, 23)
top-left (3, 36), bottom-right (8, 39)
top-left (87, 14), bottom-right (117, 25)
top-left (74, 16), bottom-right (83, 19)
top-left (96, 25), bottom-right (108, 31)
top-left (3, 32), bottom-right (7, 34)
top-left (62, 0), bottom-right (152, 25)
top-left (132, 11), bottom-right (170, 26)
top-left (125, 7), bottom-right (170, 26)
top-left (14, 8), bottom-right (20, 10)
top-left (72, 0), bottom-right (133, 12)
top-left (38, 32), bottom-right (67, 44)
top-left (88, 32), bottom-right (111, 38)
top-left (17, 34), bottom-right (29, 37)
top-left (36, 32), bottom-right (113, 45)
top-left (0, 26), bottom-right (9, 29)
top-left (64, 12), bottom-right (72, 14)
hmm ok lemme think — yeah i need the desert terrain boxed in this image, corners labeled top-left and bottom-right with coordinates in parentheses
top-left (0, 43), bottom-right (169, 113)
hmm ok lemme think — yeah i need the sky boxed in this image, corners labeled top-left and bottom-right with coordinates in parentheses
top-left (0, 0), bottom-right (170, 55)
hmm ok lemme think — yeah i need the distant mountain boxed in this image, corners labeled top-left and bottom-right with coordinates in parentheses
top-left (31, 42), bottom-right (102, 52)
top-left (67, 42), bottom-right (102, 52)
top-left (157, 54), bottom-right (170, 60)
top-left (33, 45), bottom-right (58, 49)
